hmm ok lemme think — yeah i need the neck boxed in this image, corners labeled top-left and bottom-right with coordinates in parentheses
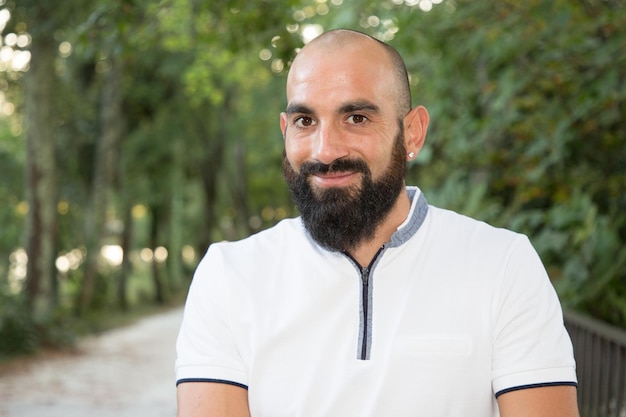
top-left (347, 189), bottom-right (412, 267)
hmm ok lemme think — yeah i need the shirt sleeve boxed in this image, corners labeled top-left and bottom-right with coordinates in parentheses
top-left (491, 235), bottom-right (577, 397)
top-left (175, 245), bottom-right (248, 388)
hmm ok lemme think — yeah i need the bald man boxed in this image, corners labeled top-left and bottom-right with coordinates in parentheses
top-left (176, 29), bottom-right (579, 417)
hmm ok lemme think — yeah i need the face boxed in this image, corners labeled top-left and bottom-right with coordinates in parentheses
top-left (280, 37), bottom-right (411, 251)
top-left (280, 39), bottom-right (404, 190)
top-left (283, 123), bottom-right (407, 252)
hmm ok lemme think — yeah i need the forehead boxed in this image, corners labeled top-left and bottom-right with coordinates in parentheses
top-left (286, 41), bottom-right (396, 112)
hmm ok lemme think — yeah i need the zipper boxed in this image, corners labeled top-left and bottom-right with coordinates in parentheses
top-left (359, 265), bottom-right (370, 360)
top-left (345, 246), bottom-right (386, 361)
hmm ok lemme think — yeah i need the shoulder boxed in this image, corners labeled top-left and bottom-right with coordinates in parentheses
top-left (190, 217), bottom-right (310, 293)
top-left (424, 205), bottom-right (529, 252)
top-left (217, 217), bottom-right (306, 248)
top-left (200, 217), bottom-right (311, 267)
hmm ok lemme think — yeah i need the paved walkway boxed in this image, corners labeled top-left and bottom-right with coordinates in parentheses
top-left (0, 307), bottom-right (183, 417)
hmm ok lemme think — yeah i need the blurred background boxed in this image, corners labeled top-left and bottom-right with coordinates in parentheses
top-left (0, 0), bottom-right (624, 360)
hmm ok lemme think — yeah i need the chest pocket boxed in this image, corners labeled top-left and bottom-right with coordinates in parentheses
top-left (397, 335), bottom-right (474, 370)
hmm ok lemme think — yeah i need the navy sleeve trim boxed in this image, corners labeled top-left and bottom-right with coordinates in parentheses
top-left (495, 381), bottom-right (578, 398)
top-left (176, 378), bottom-right (249, 390)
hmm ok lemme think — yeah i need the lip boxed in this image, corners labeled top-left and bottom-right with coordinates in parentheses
top-left (311, 171), bottom-right (359, 188)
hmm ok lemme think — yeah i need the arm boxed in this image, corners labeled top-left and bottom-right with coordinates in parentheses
top-left (176, 248), bottom-right (251, 416)
top-left (492, 236), bottom-right (578, 414)
top-left (497, 385), bottom-right (579, 417)
top-left (177, 382), bottom-right (251, 417)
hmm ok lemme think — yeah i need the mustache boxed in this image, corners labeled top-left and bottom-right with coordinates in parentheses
top-left (299, 158), bottom-right (370, 176)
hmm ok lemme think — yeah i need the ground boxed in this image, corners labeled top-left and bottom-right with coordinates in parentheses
top-left (0, 307), bottom-right (183, 417)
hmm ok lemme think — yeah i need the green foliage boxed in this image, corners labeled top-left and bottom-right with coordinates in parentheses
top-left (0, 123), bottom-right (24, 255)
top-left (0, 293), bottom-right (38, 357)
top-left (394, 0), bottom-right (626, 326)
top-left (268, 0), bottom-right (626, 327)
top-left (2, 0), bottom-right (626, 358)
top-left (0, 290), bottom-right (77, 359)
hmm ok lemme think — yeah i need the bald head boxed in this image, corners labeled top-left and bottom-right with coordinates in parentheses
top-left (288, 29), bottom-right (412, 117)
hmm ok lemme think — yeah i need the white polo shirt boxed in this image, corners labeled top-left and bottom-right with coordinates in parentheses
top-left (176, 187), bottom-right (577, 416)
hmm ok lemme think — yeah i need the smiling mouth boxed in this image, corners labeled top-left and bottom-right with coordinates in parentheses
top-left (311, 171), bottom-right (359, 188)
top-left (299, 157), bottom-right (369, 188)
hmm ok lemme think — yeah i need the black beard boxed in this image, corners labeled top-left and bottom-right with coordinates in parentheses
top-left (283, 127), bottom-right (407, 253)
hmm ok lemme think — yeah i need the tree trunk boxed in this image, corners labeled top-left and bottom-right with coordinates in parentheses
top-left (23, 20), bottom-right (58, 321)
top-left (231, 139), bottom-right (252, 237)
top-left (149, 206), bottom-right (165, 305)
top-left (168, 139), bottom-right (185, 292)
top-left (117, 203), bottom-right (133, 310)
top-left (78, 56), bottom-right (124, 314)
top-left (195, 107), bottom-right (226, 253)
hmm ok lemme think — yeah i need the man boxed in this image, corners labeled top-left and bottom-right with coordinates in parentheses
top-left (176, 29), bottom-right (579, 416)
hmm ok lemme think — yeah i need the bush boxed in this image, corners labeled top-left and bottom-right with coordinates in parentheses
top-left (0, 292), bottom-right (39, 358)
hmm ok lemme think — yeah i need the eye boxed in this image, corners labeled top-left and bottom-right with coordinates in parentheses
top-left (347, 114), bottom-right (367, 124)
top-left (294, 116), bottom-right (315, 128)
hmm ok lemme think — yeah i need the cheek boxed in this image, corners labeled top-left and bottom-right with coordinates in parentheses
top-left (284, 138), bottom-right (308, 169)
top-left (369, 143), bottom-right (398, 177)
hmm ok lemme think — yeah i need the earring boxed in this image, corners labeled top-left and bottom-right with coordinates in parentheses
top-left (408, 152), bottom-right (415, 159)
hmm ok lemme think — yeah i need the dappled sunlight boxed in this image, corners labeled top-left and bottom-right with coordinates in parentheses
top-left (55, 248), bottom-right (86, 273)
top-left (0, 6), bottom-right (30, 120)
top-left (153, 246), bottom-right (168, 263)
top-left (58, 41), bottom-right (72, 58)
top-left (57, 200), bottom-right (70, 215)
top-left (0, 0), bottom-right (622, 377)
top-left (0, 6), bottom-right (31, 73)
top-left (138, 246), bottom-right (168, 264)
top-left (139, 248), bottom-right (154, 263)
top-left (259, 48), bottom-right (272, 61)
top-left (0, 8), bottom-right (9, 30)
top-left (258, 0), bottom-right (445, 75)
top-left (270, 58), bottom-right (284, 73)
top-left (5, 244), bottom-right (197, 295)
top-left (100, 245), bottom-right (124, 267)
top-left (0, 91), bottom-right (14, 116)
top-left (131, 204), bottom-right (148, 219)
top-left (401, 0), bottom-right (443, 12)
top-left (182, 245), bottom-right (196, 265)
top-left (7, 248), bottom-right (27, 293)
top-left (273, 0), bottom-right (443, 61)
top-left (301, 24), bottom-right (323, 44)
top-left (247, 206), bottom-right (289, 231)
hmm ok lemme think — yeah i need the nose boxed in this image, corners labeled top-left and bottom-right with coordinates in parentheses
top-left (311, 122), bottom-right (349, 165)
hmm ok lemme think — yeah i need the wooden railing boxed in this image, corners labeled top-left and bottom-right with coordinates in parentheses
top-left (564, 309), bottom-right (626, 417)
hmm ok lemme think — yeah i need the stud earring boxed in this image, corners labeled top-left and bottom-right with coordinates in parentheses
top-left (408, 152), bottom-right (415, 159)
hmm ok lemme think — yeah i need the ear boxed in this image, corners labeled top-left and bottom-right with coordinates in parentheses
top-left (403, 105), bottom-right (429, 159)
top-left (280, 112), bottom-right (288, 139)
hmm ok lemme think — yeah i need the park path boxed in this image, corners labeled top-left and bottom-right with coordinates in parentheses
top-left (0, 307), bottom-right (183, 417)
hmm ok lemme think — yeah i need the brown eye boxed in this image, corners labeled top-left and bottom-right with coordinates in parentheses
top-left (347, 114), bottom-right (367, 124)
top-left (294, 116), bottom-right (315, 128)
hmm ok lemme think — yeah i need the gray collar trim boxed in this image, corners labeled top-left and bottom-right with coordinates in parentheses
top-left (387, 187), bottom-right (429, 248)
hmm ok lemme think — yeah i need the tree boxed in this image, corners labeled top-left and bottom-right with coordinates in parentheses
top-left (390, 0), bottom-right (626, 326)
top-left (13, 1), bottom-right (63, 320)
top-left (2, 0), bottom-right (625, 361)
top-left (73, 2), bottom-right (129, 313)
top-left (273, 0), bottom-right (626, 326)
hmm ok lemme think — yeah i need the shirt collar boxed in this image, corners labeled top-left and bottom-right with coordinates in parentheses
top-left (387, 186), bottom-right (429, 248)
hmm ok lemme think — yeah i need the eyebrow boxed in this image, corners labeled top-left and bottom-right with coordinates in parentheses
top-left (338, 100), bottom-right (380, 114)
top-left (285, 100), bottom-right (380, 116)
top-left (285, 103), bottom-right (313, 115)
